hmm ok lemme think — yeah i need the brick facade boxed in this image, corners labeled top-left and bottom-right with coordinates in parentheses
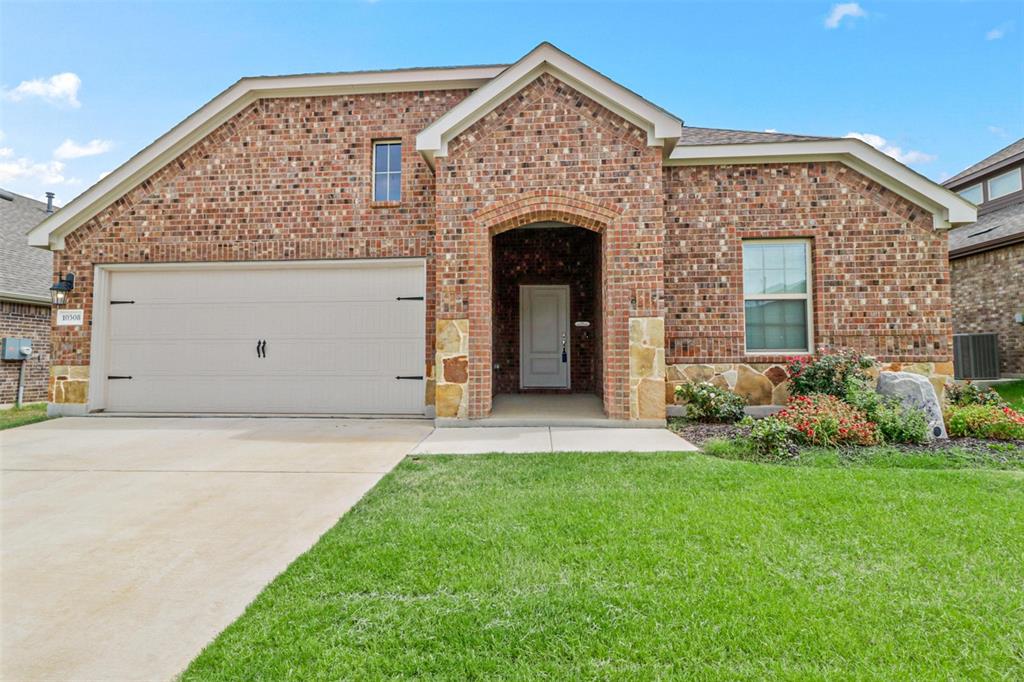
top-left (43, 71), bottom-right (956, 420)
top-left (0, 301), bottom-right (51, 404)
top-left (951, 243), bottom-right (1024, 376)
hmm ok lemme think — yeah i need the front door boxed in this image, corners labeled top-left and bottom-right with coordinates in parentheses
top-left (520, 285), bottom-right (570, 388)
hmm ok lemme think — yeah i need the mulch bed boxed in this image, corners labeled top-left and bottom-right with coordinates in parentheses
top-left (669, 418), bottom-right (1024, 460)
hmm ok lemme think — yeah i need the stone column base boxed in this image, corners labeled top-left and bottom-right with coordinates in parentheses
top-left (629, 317), bottom-right (666, 420)
top-left (434, 319), bottom-right (469, 418)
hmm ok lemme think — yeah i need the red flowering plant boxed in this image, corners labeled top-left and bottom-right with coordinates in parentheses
top-left (944, 404), bottom-right (1024, 440)
top-left (785, 348), bottom-right (876, 399)
top-left (777, 394), bottom-right (879, 447)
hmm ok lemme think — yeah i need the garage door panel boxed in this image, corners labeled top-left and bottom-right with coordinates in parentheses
top-left (103, 261), bottom-right (426, 414)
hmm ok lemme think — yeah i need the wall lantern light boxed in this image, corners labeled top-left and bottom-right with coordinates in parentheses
top-left (50, 272), bottom-right (75, 306)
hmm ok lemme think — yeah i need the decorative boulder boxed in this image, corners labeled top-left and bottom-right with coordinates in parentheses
top-left (876, 371), bottom-right (947, 439)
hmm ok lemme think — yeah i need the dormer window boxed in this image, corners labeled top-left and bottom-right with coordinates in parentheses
top-left (958, 183), bottom-right (983, 205)
top-left (987, 168), bottom-right (1022, 201)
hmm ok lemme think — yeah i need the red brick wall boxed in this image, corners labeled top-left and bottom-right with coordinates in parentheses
top-left (434, 73), bottom-right (665, 418)
top-left (0, 301), bottom-right (51, 404)
top-left (491, 226), bottom-right (601, 394)
top-left (951, 243), bottom-right (1024, 376)
top-left (664, 162), bottom-right (952, 364)
top-left (50, 89), bottom-right (475, 370)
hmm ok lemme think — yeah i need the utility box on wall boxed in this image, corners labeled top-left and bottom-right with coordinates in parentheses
top-left (1, 337), bottom-right (34, 361)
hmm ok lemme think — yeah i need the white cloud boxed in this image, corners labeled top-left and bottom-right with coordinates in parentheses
top-left (986, 22), bottom-right (1013, 40)
top-left (844, 132), bottom-right (936, 165)
top-left (0, 129), bottom-right (5, 142)
top-left (53, 138), bottom-right (112, 160)
top-left (98, 170), bottom-right (111, 180)
top-left (4, 72), bottom-right (82, 107)
top-left (0, 147), bottom-right (13, 159)
top-left (764, 128), bottom-right (779, 133)
top-left (988, 125), bottom-right (1009, 138)
top-left (825, 3), bottom-right (866, 29)
top-left (0, 157), bottom-right (70, 185)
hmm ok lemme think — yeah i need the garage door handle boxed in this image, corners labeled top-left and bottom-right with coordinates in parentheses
top-left (396, 296), bottom-right (424, 301)
top-left (108, 375), bottom-right (132, 380)
top-left (395, 375), bottom-right (423, 380)
top-left (256, 340), bottom-right (267, 358)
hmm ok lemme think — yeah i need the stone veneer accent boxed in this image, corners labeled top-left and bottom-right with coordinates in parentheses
top-left (434, 319), bottom-right (469, 418)
top-left (667, 360), bottom-right (955, 408)
top-left (50, 365), bottom-right (89, 404)
top-left (629, 317), bottom-right (666, 420)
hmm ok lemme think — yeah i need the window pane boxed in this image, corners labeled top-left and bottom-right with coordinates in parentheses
top-left (374, 144), bottom-right (388, 172)
top-left (958, 184), bottom-right (982, 204)
top-left (387, 172), bottom-right (401, 201)
top-left (745, 300), bottom-right (808, 351)
top-left (988, 169), bottom-right (1022, 200)
top-left (374, 172), bottom-right (388, 201)
top-left (388, 142), bottom-right (402, 170)
top-left (743, 241), bottom-right (807, 295)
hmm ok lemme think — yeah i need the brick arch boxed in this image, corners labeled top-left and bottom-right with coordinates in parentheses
top-left (475, 190), bottom-right (621, 235)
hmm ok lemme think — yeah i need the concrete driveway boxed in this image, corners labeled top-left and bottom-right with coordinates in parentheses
top-left (0, 416), bottom-right (431, 681)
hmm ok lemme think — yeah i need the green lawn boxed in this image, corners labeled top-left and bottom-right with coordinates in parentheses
top-left (994, 379), bottom-right (1024, 410)
top-left (184, 452), bottom-right (1024, 679)
top-left (0, 402), bottom-right (51, 430)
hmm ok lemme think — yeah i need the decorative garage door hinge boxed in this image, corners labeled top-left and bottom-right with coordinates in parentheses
top-left (395, 296), bottom-right (424, 301)
top-left (107, 375), bottom-right (133, 380)
top-left (110, 300), bottom-right (135, 304)
top-left (395, 375), bottom-right (424, 380)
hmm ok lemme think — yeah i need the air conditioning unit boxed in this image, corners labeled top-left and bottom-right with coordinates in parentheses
top-left (953, 333), bottom-right (1000, 380)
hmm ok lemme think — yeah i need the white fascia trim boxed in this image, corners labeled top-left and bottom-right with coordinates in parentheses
top-left (0, 291), bottom-right (51, 306)
top-left (28, 66), bottom-right (505, 251)
top-left (667, 138), bottom-right (977, 229)
top-left (416, 43), bottom-right (682, 167)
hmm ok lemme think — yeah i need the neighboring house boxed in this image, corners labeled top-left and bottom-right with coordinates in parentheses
top-left (27, 43), bottom-right (974, 421)
top-left (943, 139), bottom-right (1024, 378)
top-left (1, 190), bottom-right (54, 405)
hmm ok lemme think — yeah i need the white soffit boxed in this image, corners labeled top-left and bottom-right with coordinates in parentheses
top-left (28, 65), bottom-right (505, 250)
top-left (667, 138), bottom-right (977, 229)
top-left (416, 42), bottom-right (682, 167)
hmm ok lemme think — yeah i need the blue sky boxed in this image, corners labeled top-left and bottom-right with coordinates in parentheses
top-left (1, 0), bottom-right (1021, 204)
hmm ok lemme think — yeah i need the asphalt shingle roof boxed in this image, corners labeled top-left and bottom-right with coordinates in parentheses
top-left (676, 126), bottom-right (833, 146)
top-left (944, 138), bottom-right (1024, 188)
top-left (0, 189), bottom-right (53, 303)
top-left (947, 198), bottom-right (1024, 256)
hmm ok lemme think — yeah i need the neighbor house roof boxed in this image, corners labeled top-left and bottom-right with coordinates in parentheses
top-left (27, 43), bottom-right (975, 250)
top-left (943, 138), bottom-right (1024, 189)
top-left (947, 198), bottom-right (1024, 258)
top-left (0, 189), bottom-right (53, 304)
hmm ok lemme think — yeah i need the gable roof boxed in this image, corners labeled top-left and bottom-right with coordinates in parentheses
top-left (415, 42), bottom-right (683, 167)
top-left (944, 138), bottom-right (1024, 188)
top-left (667, 137), bottom-right (976, 229)
top-left (0, 189), bottom-right (54, 304)
top-left (27, 63), bottom-right (505, 250)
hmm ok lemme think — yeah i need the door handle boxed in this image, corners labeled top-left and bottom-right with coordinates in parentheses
top-left (256, 340), bottom-right (266, 358)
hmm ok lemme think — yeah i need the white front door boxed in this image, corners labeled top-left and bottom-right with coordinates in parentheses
top-left (520, 285), bottom-right (570, 388)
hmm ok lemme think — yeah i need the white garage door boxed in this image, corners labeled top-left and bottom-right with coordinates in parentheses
top-left (102, 260), bottom-right (426, 414)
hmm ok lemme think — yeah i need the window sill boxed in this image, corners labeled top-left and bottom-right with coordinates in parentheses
top-left (370, 201), bottom-right (401, 209)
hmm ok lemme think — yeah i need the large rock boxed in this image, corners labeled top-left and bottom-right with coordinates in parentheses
top-left (876, 371), bottom-right (947, 439)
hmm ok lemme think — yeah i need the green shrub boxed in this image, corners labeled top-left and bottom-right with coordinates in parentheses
top-left (945, 382), bottom-right (1008, 408)
top-left (846, 382), bottom-right (929, 445)
top-left (944, 405), bottom-right (1024, 440)
top-left (674, 382), bottom-right (747, 423)
top-left (786, 348), bottom-right (876, 398)
top-left (743, 416), bottom-right (797, 462)
top-left (777, 394), bottom-right (879, 447)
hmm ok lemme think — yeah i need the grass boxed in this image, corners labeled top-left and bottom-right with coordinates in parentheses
top-left (184, 452), bottom-right (1024, 679)
top-left (994, 379), bottom-right (1024, 410)
top-left (0, 402), bottom-right (51, 430)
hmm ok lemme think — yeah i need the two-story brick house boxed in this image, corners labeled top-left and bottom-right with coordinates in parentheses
top-left (28, 43), bottom-right (975, 422)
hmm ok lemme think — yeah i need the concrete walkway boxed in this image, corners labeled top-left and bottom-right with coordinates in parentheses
top-left (0, 416), bottom-right (432, 681)
top-left (411, 426), bottom-right (698, 454)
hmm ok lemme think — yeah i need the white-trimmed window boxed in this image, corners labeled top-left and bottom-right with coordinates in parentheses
top-left (987, 168), bottom-right (1022, 201)
top-left (373, 140), bottom-right (401, 202)
top-left (958, 183), bottom-right (983, 205)
top-left (743, 240), bottom-right (813, 353)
